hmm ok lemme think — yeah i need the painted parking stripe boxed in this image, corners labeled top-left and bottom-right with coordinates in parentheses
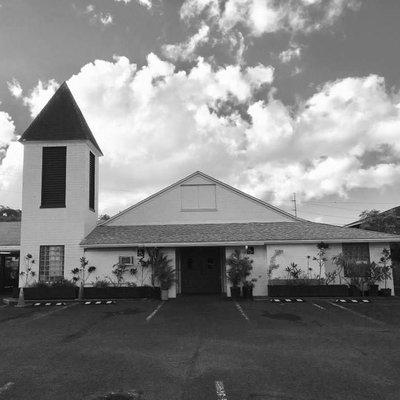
top-left (235, 302), bottom-right (250, 322)
top-left (312, 303), bottom-right (325, 310)
top-left (0, 382), bottom-right (14, 394)
top-left (30, 304), bottom-right (76, 321)
top-left (329, 302), bottom-right (383, 325)
top-left (146, 303), bottom-right (164, 322)
top-left (215, 381), bottom-right (228, 400)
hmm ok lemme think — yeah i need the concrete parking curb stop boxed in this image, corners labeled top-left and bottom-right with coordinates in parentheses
top-left (270, 298), bottom-right (305, 303)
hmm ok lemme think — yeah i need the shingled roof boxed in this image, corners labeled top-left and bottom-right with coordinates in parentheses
top-left (81, 221), bottom-right (400, 247)
top-left (0, 222), bottom-right (21, 247)
top-left (19, 82), bottom-right (103, 155)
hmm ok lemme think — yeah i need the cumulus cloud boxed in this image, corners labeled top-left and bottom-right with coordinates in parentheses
top-left (162, 23), bottom-right (210, 61)
top-left (7, 79), bottom-right (23, 98)
top-left (21, 79), bottom-right (59, 118)
top-left (180, 0), bottom-right (360, 36)
top-left (0, 106), bottom-right (22, 208)
top-left (6, 55), bottom-right (400, 216)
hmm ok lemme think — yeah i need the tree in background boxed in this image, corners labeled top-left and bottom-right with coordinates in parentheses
top-left (358, 208), bottom-right (400, 234)
top-left (0, 205), bottom-right (21, 221)
top-left (98, 214), bottom-right (111, 222)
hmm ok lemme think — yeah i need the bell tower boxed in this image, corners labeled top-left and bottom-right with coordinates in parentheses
top-left (19, 82), bottom-right (103, 284)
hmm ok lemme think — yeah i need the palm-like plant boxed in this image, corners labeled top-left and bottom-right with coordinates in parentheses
top-left (226, 249), bottom-right (253, 287)
top-left (144, 248), bottom-right (175, 290)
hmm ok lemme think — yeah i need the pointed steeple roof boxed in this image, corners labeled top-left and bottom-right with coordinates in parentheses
top-left (19, 82), bottom-right (103, 155)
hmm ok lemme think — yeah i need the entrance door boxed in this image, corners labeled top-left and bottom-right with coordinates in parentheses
top-left (0, 253), bottom-right (19, 292)
top-left (180, 247), bottom-right (221, 294)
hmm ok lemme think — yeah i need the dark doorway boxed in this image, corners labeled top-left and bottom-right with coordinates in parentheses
top-left (0, 253), bottom-right (19, 293)
top-left (180, 247), bottom-right (222, 294)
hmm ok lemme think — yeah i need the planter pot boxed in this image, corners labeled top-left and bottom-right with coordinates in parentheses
top-left (161, 289), bottom-right (169, 301)
top-left (379, 288), bottom-right (392, 297)
top-left (368, 284), bottom-right (379, 297)
top-left (83, 286), bottom-right (160, 300)
top-left (24, 286), bottom-right (78, 300)
top-left (230, 286), bottom-right (241, 299)
top-left (268, 284), bottom-right (348, 297)
top-left (242, 286), bottom-right (253, 300)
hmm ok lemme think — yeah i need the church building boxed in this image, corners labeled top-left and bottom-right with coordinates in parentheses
top-left (2, 83), bottom-right (400, 297)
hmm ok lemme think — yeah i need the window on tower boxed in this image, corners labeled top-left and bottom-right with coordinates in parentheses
top-left (89, 151), bottom-right (95, 211)
top-left (41, 146), bottom-right (66, 208)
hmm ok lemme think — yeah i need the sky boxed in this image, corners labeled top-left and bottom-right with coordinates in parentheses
top-left (1, 0), bottom-right (400, 225)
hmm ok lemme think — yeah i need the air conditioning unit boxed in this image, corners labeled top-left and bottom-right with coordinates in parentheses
top-left (119, 256), bottom-right (134, 265)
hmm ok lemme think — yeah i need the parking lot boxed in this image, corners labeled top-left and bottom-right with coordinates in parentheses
top-left (0, 296), bottom-right (400, 400)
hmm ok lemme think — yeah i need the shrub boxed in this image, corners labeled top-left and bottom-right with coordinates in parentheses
top-left (93, 279), bottom-right (110, 288)
top-left (51, 279), bottom-right (76, 288)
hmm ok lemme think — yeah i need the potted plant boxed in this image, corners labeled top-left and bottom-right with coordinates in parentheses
top-left (379, 248), bottom-right (392, 296)
top-left (151, 249), bottom-right (174, 301)
top-left (226, 249), bottom-right (253, 299)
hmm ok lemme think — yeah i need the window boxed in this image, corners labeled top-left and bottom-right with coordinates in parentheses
top-left (342, 243), bottom-right (370, 277)
top-left (119, 256), bottom-right (134, 265)
top-left (41, 146), bottom-right (66, 208)
top-left (39, 246), bottom-right (64, 282)
top-left (342, 243), bottom-right (370, 263)
top-left (181, 184), bottom-right (216, 210)
top-left (89, 152), bottom-right (95, 210)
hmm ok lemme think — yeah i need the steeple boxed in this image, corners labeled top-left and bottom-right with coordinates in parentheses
top-left (19, 82), bottom-right (103, 155)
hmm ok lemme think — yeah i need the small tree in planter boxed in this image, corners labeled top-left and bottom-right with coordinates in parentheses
top-left (367, 262), bottom-right (384, 296)
top-left (325, 271), bottom-right (338, 285)
top-left (267, 249), bottom-right (283, 281)
top-left (17, 253), bottom-right (36, 307)
top-left (285, 262), bottom-right (303, 283)
top-left (71, 257), bottom-right (96, 300)
top-left (379, 248), bottom-right (392, 296)
top-left (331, 253), bottom-right (348, 284)
top-left (313, 242), bottom-right (329, 283)
top-left (108, 263), bottom-right (137, 287)
top-left (226, 249), bottom-right (253, 299)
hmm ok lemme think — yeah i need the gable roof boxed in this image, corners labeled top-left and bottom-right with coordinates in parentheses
top-left (102, 171), bottom-right (299, 225)
top-left (0, 222), bottom-right (21, 247)
top-left (19, 82), bottom-right (103, 155)
top-left (81, 221), bottom-right (400, 248)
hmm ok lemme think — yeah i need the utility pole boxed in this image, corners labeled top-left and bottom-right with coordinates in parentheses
top-left (292, 193), bottom-right (298, 218)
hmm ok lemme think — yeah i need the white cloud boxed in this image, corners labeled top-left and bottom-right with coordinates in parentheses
top-left (180, 0), bottom-right (360, 36)
top-left (162, 23), bottom-right (210, 61)
top-left (22, 79), bottom-right (59, 118)
top-left (7, 79), bottom-right (23, 98)
top-left (279, 44), bottom-right (302, 63)
top-left (75, 4), bottom-right (114, 26)
top-left (7, 56), bottom-right (400, 216)
top-left (114, 0), bottom-right (152, 8)
top-left (0, 108), bottom-right (22, 208)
